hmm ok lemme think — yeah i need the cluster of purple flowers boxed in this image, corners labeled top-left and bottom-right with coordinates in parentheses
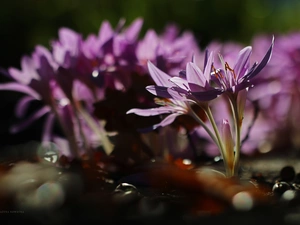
top-left (1, 17), bottom-right (299, 175)
top-left (0, 18), bottom-right (200, 162)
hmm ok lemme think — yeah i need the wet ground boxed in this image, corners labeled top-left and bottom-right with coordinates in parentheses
top-left (1, 152), bottom-right (300, 225)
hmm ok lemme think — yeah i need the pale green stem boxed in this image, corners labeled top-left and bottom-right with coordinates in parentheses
top-left (204, 106), bottom-right (231, 177)
top-left (71, 101), bottom-right (92, 160)
top-left (76, 105), bottom-right (114, 155)
top-left (228, 96), bottom-right (241, 177)
top-left (187, 105), bottom-right (218, 147)
top-left (50, 103), bottom-right (80, 159)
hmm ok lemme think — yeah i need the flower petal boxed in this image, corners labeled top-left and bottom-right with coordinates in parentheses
top-left (234, 46), bottom-right (252, 80)
top-left (186, 62), bottom-right (205, 87)
top-left (203, 52), bottom-right (214, 83)
top-left (126, 106), bottom-right (174, 116)
top-left (245, 36), bottom-right (274, 80)
top-left (169, 76), bottom-right (190, 91)
top-left (191, 89), bottom-right (223, 101)
top-left (220, 119), bottom-right (234, 170)
top-left (152, 113), bottom-right (180, 129)
top-left (98, 20), bottom-right (114, 44)
top-left (15, 96), bottom-right (36, 118)
top-left (146, 85), bottom-right (172, 98)
top-left (147, 61), bottom-right (172, 86)
top-left (124, 17), bottom-right (143, 42)
top-left (10, 106), bottom-right (51, 133)
top-left (0, 82), bottom-right (41, 99)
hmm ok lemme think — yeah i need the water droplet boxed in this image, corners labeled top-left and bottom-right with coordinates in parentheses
top-left (214, 156), bottom-right (222, 162)
top-left (115, 183), bottom-right (137, 193)
top-left (112, 183), bottom-right (141, 205)
top-left (37, 143), bottom-right (59, 164)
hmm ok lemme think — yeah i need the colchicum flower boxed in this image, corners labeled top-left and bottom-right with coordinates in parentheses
top-left (128, 37), bottom-right (274, 177)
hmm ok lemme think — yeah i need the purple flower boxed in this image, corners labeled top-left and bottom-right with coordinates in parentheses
top-left (81, 18), bottom-right (143, 90)
top-left (127, 93), bottom-right (191, 131)
top-left (136, 24), bottom-right (201, 76)
top-left (0, 46), bottom-right (74, 153)
top-left (145, 52), bottom-right (222, 102)
top-left (212, 36), bottom-right (274, 93)
top-left (248, 33), bottom-right (300, 151)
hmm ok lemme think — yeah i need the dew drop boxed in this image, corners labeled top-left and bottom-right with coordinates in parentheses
top-left (37, 143), bottom-right (59, 164)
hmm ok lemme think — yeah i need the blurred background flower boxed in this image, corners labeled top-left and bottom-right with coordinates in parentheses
top-left (1, 0), bottom-right (300, 159)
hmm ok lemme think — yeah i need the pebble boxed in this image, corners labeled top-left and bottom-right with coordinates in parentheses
top-left (272, 181), bottom-right (292, 196)
top-left (280, 166), bottom-right (296, 182)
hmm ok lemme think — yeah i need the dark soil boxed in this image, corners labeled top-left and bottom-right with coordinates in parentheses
top-left (1, 152), bottom-right (300, 225)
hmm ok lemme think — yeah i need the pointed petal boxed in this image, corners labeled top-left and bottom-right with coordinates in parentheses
top-left (136, 113), bottom-right (180, 132)
top-left (126, 106), bottom-right (174, 116)
top-left (186, 62), bottom-right (205, 87)
top-left (136, 30), bottom-right (158, 60)
top-left (0, 82), bottom-right (41, 99)
top-left (146, 85), bottom-right (172, 98)
top-left (124, 18), bottom-right (143, 42)
top-left (234, 46), bottom-right (252, 80)
top-left (15, 96), bottom-right (35, 118)
top-left (169, 76), bottom-right (190, 91)
top-left (10, 106), bottom-right (51, 133)
top-left (147, 61), bottom-right (172, 86)
top-left (152, 113), bottom-right (180, 129)
top-left (98, 21), bottom-right (114, 44)
top-left (203, 52), bottom-right (214, 82)
top-left (246, 36), bottom-right (274, 80)
top-left (220, 119), bottom-right (234, 170)
top-left (237, 89), bottom-right (248, 123)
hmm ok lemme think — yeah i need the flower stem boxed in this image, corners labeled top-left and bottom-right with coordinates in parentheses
top-left (76, 105), bottom-right (114, 155)
top-left (188, 104), bottom-right (218, 146)
top-left (228, 96), bottom-right (241, 177)
top-left (204, 105), bottom-right (232, 177)
top-left (51, 103), bottom-right (80, 159)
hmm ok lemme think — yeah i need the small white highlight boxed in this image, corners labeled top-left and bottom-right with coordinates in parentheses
top-left (182, 159), bottom-right (192, 165)
top-left (59, 98), bottom-right (69, 107)
top-left (282, 190), bottom-right (295, 201)
top-left (92, 70), bottom-right (99, 77)
top-left (232, 191), bottom-right (254, 211)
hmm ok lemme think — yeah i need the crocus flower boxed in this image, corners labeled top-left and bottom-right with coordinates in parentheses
top-left (145, 52), bottom-right (223, 102)
top-left (0, 46), bottom-right (60, 134)
top-left (81, 18), bottom-right (143, 91)
top-left (212, 36), bottom-right (274, 94)
top-left (127, 92), bottom-right (191, 131)
top-left (136, 24), bottom-right (201, 76)
top-left (249, 33), bottom-right (300, 151)
top-left (220, 119), bottom-right (234, 176)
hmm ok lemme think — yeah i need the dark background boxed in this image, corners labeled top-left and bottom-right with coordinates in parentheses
top-left (0, 0), bottom-right (299, 149)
